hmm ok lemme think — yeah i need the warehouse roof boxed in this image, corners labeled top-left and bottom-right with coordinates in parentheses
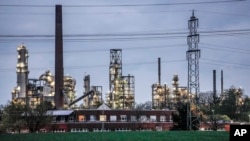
top-left (47, 110), bottom-right (74, 116)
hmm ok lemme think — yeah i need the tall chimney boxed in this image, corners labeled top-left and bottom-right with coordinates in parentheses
top-left (55, 5), bottom-right (64, 109)
top-left (213, 70), bottom-right (216, 103)
top-left (221, 70), bottom-right (223, 96)
top-left (158, 57), bottom-right (161, 85)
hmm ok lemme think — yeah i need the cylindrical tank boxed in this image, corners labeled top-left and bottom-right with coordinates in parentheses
top-left (16, 44), bottom-right (29, 98)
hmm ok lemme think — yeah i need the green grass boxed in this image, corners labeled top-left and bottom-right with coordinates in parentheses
top-left (0, 131), bottom-right (229, 141)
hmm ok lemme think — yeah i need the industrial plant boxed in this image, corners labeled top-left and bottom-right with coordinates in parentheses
top-left (11, 43), bottom-right (191, 111)
top-left (8, 5), bottom-right (241, 132)
top-left (7, 5), bottom-right (199, 132)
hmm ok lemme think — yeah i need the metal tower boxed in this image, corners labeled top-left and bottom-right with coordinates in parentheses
top-left (109, 49), bottom-right (122, 109)
top-left (187, 10), bottom-right (200, 104)
top-left (107, 49), bottom-right (135, 109)
top-left (186, 10), bottom-right (200, 130)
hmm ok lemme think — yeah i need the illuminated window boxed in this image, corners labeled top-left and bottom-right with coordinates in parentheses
top-left (78, 115), bottom-right (85, 122)
top-left (100, 115), bottom-right (107, 121)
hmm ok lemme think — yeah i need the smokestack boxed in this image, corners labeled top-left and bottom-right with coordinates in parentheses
top-left (221, 70), bottom-right (223, 96)
top-left (55, 5), bottom-right (64, 109)
top-left (213, 70), bottom-right (216, 103)
top-left (158, 57), bottom-right (161, 85)
top-left (84, 75), bottom-right (90, 94)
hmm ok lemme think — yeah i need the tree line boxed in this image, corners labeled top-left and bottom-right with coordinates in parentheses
top-left (171, 86), bottom-right (250, 130)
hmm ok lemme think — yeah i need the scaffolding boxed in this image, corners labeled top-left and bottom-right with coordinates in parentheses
top-left (107, 49), bottom-right (135, 109)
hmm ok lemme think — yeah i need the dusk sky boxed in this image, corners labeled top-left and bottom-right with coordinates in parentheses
top-left (0, 0), bottom-right (250, 105)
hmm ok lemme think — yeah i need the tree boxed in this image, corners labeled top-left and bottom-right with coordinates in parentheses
top-left (219, 87), bottom-right (242, 121)
top-left (239, 96), bottom-right (250, 122)
top-left (1, 101), bottom-right (26, 133)
top-left (2, 101), bottom-right (53, 133)
top-left (171, 102), bottom-right (200, 130)
top-left (24, 101), bottom-right (53, 133)
top-left (171, 102), bottom-right (188, 130)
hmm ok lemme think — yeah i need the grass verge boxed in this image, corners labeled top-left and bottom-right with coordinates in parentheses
top-left (0, 131), bottom-right (229, 141)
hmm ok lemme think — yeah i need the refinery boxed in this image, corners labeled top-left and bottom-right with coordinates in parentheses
top-left (12, 44), bottom-right (190, 110)
top-left (11, 5), bottom-right (197, 110)
top-left (5, 5), bottom-right (239, 132)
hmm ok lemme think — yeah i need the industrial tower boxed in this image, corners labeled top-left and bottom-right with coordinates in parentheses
top-left (107, 49), bottom-right (135, 109)
top-left (82, 75), bottom-right (103, 109)
top-left (152, 58), bottom-right (169, 109)
top-left (12, 44), bottom-right (29, 104)
top-left (55, 5), bottom-right (64, 109)
top-left (186, 10), bottom-right (200, 130)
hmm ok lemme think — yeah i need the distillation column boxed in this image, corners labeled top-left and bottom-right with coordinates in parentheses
top-left (13, 44), bottom-right (29, 103)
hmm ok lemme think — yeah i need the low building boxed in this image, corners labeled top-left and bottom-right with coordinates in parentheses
top-left (44, 105), bottom-right (175, 132)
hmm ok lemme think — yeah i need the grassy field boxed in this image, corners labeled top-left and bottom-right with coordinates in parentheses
top-left (0, 131), bottom-right (229, 141)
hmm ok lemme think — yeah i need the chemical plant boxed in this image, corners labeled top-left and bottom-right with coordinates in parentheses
top-left (8, 5), bottom-right (233, 132)
top-left (10, 5), bottom-right (196, 111)
top-left (11, 42), bottom-right (193, 110)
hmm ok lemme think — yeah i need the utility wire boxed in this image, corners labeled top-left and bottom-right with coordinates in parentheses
top-left (201, 43), bottom-right (250, 54)
top-left (0, 44), bottom-right (186, 55)
top-left (0, 59), bottom-right (186, 72)
top-left (1, 28), bottom-right (249, 38)
top-left (1, 57), bottom-right (250, 72)
top-left (0, 0), bottom-right (245, 8)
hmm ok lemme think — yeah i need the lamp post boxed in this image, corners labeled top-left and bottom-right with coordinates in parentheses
top-left (248, 114), bottom-right (250, 123)
top-left (212, 110), bottom-right (214, 120)
top-left (211, 109), bottom-right (215, 130)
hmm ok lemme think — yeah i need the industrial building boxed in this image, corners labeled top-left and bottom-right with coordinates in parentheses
top-left (12, 44), bottom-right (77, 109)
top-left (43, 108), bottom-right (175, 132)
top-left (10, 5), bottom-right (192, 111)
top-left (106, 49), bottom-right (135, 110)
top-left (151, 58), bottom-right (189, 110)
top-left (9, 5), bottom-right (205, 132)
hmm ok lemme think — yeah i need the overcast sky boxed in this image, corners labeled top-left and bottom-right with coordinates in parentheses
top-left (0, 0), bottom-right (250, 105)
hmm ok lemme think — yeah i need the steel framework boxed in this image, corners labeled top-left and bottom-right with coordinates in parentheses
top-left (186, 10), bottom-right (200, 130)
top-left (107, 49), bottom-right (135, 109)
top-left (109, 49), bottom-right (123, 109)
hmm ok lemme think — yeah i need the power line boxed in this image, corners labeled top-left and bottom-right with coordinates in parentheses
top-left (0, 0), bottom-right (245, 8)
top-left (1, 57), bottom-right (250, 73)
top-left (0, 44), bottom-right (186, 55)
top-left (0, 10), bottom-right (189, 15)
top-left (1, 28), bottom-right (249, 37)
top-left (201, 43), bottom-right (250, 54)
top-left (0, 59), bottom-right (186, 72)
top-left (201, 58), bottom-right (250, 67)
top-left (197, 9), bottom-right (250, 17)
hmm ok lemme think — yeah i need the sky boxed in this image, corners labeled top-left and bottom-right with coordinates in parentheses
top-left (0, 0), bottom-right (250, 105)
